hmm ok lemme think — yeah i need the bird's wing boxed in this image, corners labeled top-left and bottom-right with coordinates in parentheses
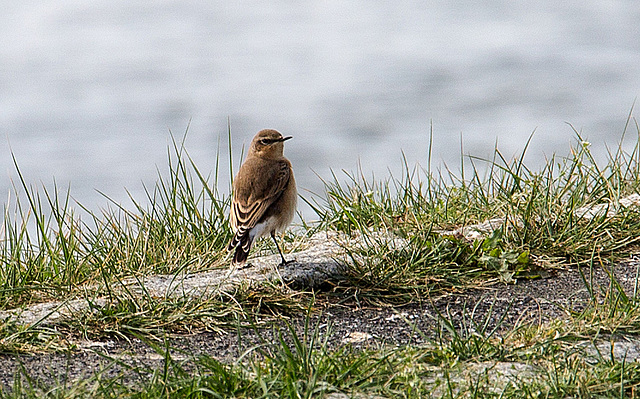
top-left (230, 159), bottom-right (291, 230)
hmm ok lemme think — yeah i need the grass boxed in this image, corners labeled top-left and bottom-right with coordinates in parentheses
top-left (4, 293), bottom-right (640, 398)
top-left (0, 134), bottom-right (233, 309)
top-left (315, 124), bottom-right (640, 303)
top-left (2, 120), bottom-right (640, 397)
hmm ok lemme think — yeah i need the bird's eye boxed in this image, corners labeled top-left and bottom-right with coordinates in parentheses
top-left (259, 139), bottom-right (272, 145)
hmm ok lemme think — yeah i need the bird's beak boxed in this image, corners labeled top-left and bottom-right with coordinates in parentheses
top-left (281, 136), bottom-right (293, 142)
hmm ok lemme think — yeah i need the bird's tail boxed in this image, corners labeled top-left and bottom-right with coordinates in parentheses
top-left (233, 245), bottom-right (250, 264)
top-left (228, 227), bottom-right (253, 265)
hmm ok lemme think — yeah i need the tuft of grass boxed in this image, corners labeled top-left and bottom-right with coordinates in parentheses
top-left (338, 231), bottom-right (479, 304)
top-left (0, 133), bottom-right (233, 309)
top-left (318, 124), bottom-right (640, 303)
top-left (62, 283), bottom-right (311, 343)
top-left (85, 133), bottom-right (233, 277)
top-left (337, 227), bottom-right (536, 304)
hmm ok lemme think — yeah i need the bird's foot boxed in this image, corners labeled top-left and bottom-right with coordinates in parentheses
top-left (231, 262), bottom-right (253, 270)
top-left (278, 258), bottom-right (297, 267)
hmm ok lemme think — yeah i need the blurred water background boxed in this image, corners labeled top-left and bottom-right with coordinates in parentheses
top-left (1, 1), bottom-right (640, 220)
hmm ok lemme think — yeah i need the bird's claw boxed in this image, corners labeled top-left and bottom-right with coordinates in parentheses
top-left (279, 258), bottom-right (297, 267)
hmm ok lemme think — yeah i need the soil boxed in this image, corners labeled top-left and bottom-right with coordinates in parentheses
top-left (1, 257), bottom-right (639, 391)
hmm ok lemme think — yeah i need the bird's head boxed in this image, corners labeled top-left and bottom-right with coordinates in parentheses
top-left (249, 129), bottom-right (292, 158)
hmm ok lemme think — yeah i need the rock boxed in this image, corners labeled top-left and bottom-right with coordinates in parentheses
top-left (0, 231), bottom-right (352, 327)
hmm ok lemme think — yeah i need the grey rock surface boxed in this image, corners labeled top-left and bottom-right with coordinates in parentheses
top-left (0, 231), bottom-right (351, 327)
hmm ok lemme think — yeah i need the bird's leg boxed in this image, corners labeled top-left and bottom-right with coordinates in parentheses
top-left (271, 232), bottom-right (293, 266)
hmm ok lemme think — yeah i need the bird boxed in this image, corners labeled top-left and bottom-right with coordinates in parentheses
top-left (227, 129), bottom-right (297, 266)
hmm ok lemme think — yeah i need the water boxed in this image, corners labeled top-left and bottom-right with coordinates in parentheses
top-left (1, 1), bottom-right (640, 219)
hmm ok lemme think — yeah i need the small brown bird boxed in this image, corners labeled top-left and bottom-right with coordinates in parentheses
top-left (228, 129), bottom-right (297, 265)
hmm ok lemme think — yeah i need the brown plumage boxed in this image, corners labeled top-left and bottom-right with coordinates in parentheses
top-left (228, 129), bottom-right (297, 265)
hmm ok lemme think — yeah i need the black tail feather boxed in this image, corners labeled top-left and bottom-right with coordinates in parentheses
top-left (233, 244), bottom-right (250, 264)
top-left (229, 227), bottom-right (252, 265)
